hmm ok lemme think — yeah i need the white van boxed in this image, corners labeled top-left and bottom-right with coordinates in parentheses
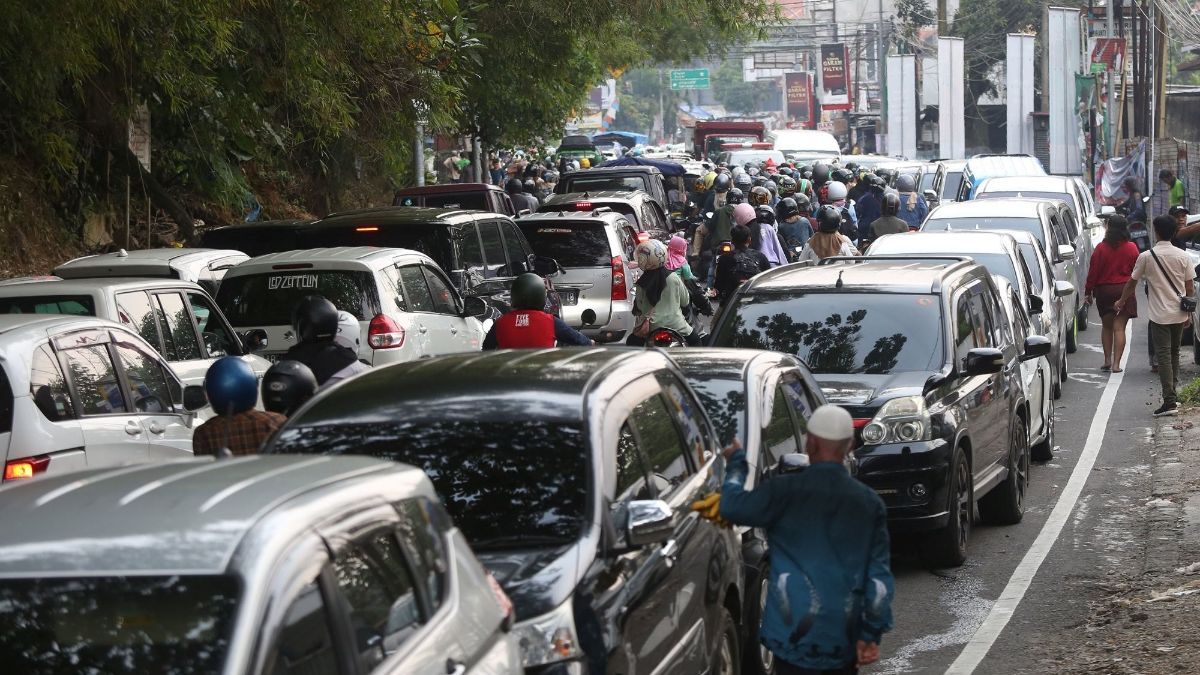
top-left (767, 129), bottom-right (841, 162)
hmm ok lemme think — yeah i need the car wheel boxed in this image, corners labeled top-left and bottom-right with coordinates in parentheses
top-left (1076, 304), bottom-right (1089, 332)
top-left (980, 416), bottom-right (1029, 525)
top-left (922, 449), bottom-right (971, 568)
top-left (1065, 318), bottom-right (1078, 354)
top-left (712, 607), bottom-right (741, 675)
top-left (743, 569), bottom-right (774, 675)
top-left (1032, 408), bottom-right (1054, 462)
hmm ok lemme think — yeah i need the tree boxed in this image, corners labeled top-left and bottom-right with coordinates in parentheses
top-left (895, 0), bottom-right (935, 54)
top-left (712, 59), bottom-right (779, 114)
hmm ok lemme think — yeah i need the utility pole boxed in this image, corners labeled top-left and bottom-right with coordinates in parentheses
top-left (879, 0), bottom-right (888, 150)
top-left (1106, 0), bottom-right (1115, 157)
top-left (938, 0), bottom-right (948, 35)
top-left (414, 123), bottom-right (425, 186)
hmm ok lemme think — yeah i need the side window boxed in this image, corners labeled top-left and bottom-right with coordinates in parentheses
top-left (114, 340), bottom-right (175, 412)
top-left (1048, 213), bottom-right (1070, 248)
top-left (763, 383), bottom-right (801, 466)
top-left (967, 288), bottom-right (994, 348)
top-left (617, 222), bottom-right (637, 260)
top-left (116, 291), bottom-right (162, 352)
top-left (630, 394), bottom-right (690, 491)
top-left (657, 373), bottom-right (713, 464)
top-left (395, 498), bottom-right (449, 613)
top-left (954, 293), bottom-right (975, 366)
top-left (267, 581), bottom-right (340, 675)
top-left (153, 292), bottom-right (202, 361)
top-left (333, 529), bottom-right (423, 667)
top-left (458, 225), bottom-right (486, 279)
top-left (640, 203), bottom-right (662, 231)
top-left (396, 266), bottom-right (435, 313)
top-left (29, 344), bottom-right (73, 421)
top-left (980, 290), bottom-right (1007, 347)
top-left (615, 423), bottom-right (652, 500)
top-left (1061, 208), bottom-right (1079, 238)
top-left (500, 222), bottom-right (531, 275)
top-left (477, 222), bottom-right (508, 278)
top-left (421, 266), bottom-right (459, 315)
top-left (781, 374), bottom-right (815, 447)
top-left (381, 266), bottom-right (407, 312)
top-left (1009, 290), bottom-right (1029, 343)
top-left (188, 293), bottom-right (238, 357)
top-left (62, 345), bottom-right (126, 415)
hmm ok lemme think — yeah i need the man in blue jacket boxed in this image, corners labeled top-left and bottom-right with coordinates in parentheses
top-left (695, 404), bottom-right (894, 674)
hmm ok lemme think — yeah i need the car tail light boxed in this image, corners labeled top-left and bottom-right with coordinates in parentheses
top-left (719, 241), bottom-right (734, 254)
top-left (355, 226), bottom-right (380, 232)
top-left (611, 256), bottom-right (627, 301)
top-left (651, 329), bottom-right (676, 345)
top-left (367, 314), bottom-right (405, 349)
top-left (4, 455), bottom-right (50, 481)
top-left (486, 572), bottom-right (515, 630)
top-left (573, 201), bottom-right (593, 211)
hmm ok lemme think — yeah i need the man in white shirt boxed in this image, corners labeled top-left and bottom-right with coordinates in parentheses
top-left (1116, 216), bottom-right (1196, 416)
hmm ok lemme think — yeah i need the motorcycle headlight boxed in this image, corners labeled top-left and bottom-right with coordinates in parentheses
top-left (513, 599), bottom-right (582, 668)
top-left (862, 395), bottom-right (932, 445)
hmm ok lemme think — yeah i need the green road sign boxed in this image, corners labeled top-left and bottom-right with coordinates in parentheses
top-left (670, 68), bottom-right (710, 90)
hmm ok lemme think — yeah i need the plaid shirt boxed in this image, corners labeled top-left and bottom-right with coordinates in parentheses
top-left (194, 409), bottom-right (287, 457)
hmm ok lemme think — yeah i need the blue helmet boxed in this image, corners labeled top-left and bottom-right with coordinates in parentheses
top-left (204, 357), bottom-right (258, 415)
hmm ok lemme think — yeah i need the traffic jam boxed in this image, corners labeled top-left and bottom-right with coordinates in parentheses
top-left (0, 128), bottom-right (1120, 674)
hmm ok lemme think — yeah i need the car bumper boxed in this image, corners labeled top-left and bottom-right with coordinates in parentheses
top-left (578, 301), bottom-right (635, 343)
top-left (854, 437), bottom-right (953, 533)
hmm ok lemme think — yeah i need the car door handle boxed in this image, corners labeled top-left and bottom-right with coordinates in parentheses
top-left (148, 422), bottom-right (165, 435)
top-left (661, 539), bottom-right (680, 561)
top-left (125, 421), bottom-right (143, 436)
top-left (446, 659), bottom-right (466, 675)
top-left (450, 326), bottom-right (458, 335)
top-left (419, 325), bottom-right (429, 334)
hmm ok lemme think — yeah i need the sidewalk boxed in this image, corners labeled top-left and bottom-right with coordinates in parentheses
top-left (1043, 403), bottom-right (1200, 673)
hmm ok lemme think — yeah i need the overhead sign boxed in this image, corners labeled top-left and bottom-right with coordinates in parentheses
top-left (785, 72), bottom-right (814, 127)
top-left (670, 68), bottom-right (710, 90)
top-left (820, 44), bottom-right (851, 110)
top-left (1090, 37), bottom-right (1126, 73)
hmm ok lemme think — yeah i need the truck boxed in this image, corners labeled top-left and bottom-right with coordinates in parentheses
top-left (692, 120), bottom-right (765, 162)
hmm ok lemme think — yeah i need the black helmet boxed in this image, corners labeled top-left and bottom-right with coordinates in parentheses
top-left (874, 167), bottom-right (891, 178)
top-left (261, 360), bottom-right (318, 416)
top-left (755, 205), bottom-right (777, 225)
top-left (713, 173), bottom-right (732, 193)
top-left (801, 168), bottom-right (813, 180)
top-left (882, 192), bottom-right (901, 216)
top-left (831, 168), bottom-right (853, 184)
top-left (749, 185), bottom-right (771, 206)
top-left (292, 295), bottom-right (339, 344)
top-left (779, 167), bottom-right (794, 177)
top-left (896, 174), bottom-right (917, 192)
top-left (734, 173), bottom-right (753, 190)
top-left (505, 178), bottom-right (524, 194)
top-left (775, 197), bottom-right (800, 221)
top-left (511, 273), bottom-right (547, 310)
top-left (816, 205), bottom-right (842, 233)
top-left (727, 187), bottom-right (745, 205)
top-left (752, 175), bottom-right (768, 188)
top-left (523, 178), bottom-right (537, 193)
top-left (866, 174), bottom-right (886, 189)
top-left (812, 162), bottom-right (831, 183)
top-left (764, 180), bottom-right (778, 197)
top-left (793, 193), bottom-right (812, 213)
top-left (844, 161), bottom-right (860, 172)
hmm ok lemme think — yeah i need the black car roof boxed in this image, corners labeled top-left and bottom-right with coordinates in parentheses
top-left (744, 258), bottom-right (984, 295)
top-left (669, 349), bottom-right (798, 381)
top-left (311, 206), bottom-right (494, 230)
top-left (289, 348), bottom-right (673, 426)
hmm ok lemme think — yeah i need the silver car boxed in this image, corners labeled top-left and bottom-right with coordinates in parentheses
top-left (0, 456), bottom-right (521, 675)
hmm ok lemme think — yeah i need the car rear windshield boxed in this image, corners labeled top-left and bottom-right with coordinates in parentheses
top-left (397, 193), bottom-right (490, 210)
top-left (518, 222), bottom-right (612, 267)
top-left (923, 217), bottom-right (1046, 248)
top-left (216, 271), bottom-right (377, 326)
top-left (976, 190), bottom-right (1070, 206)
top-left (561, 176), bottom-right (646, 193)
top-left (0, 295), bottom-right (96, 316)
top-left (713, 292), bottom-right (944, 375)
top-left (542, 202), bottom-right (639, 227)
top-left (271, 420), bottom-right (587, 550)
top-left (0, 575), bottom-right (238, 672)
top-left (300, 226), bottom-right (454, 271)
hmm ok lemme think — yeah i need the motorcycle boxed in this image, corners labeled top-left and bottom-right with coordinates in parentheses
top-left (648, 326), bottom-right (688, 348)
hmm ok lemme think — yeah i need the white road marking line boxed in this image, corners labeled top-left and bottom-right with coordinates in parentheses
top-left (944, 327), bottom-right (1131, 674)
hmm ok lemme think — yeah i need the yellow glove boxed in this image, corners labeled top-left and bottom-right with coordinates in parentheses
top-left (691, 492), bottom-right (723, 522)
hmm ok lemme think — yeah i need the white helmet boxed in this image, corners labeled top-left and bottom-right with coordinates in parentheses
top-left (334, 311), bottom-right (360, 351)
top-left (826, 181), bottom-right (848, 201)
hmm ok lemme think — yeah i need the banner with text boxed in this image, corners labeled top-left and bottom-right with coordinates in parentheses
top-left (785, 72), bottom-right (814, 126)
top-left (820, 43), bottom-right (850, 110)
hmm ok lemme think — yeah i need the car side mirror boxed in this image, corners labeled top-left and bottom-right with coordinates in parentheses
top-left (1022, 335), bottom-right (1052, 361)
top-left (777, 452), bottom-right (811, 474)
top-left (532, 255), bottom-right (562, 277)
top-left (1053, 280), bottom-right (1075, 298)
top-left (240, 329), bottom-right (268, 353)
top-left (923, 189), bottom-right (938, 203)
top-left (517, 208), bottom-right (532, 218)
top-left (626, 499), bottom-right (675, 546)
top-left (962, 347), bottom-right (1004, 376)
top-left (1100, 205), bottom-right (1116, 216)
top-left (183, 385), bottom-right (208, 412)
top-left (1028, 294), bottom-right (1044, 314)
top-left (1056, 244), bottom-right (1076, 261)
top-left (462, 295), bottom-right (489, 318)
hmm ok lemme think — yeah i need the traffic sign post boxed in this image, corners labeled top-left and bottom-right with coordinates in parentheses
top-left (670, 69), bottom-right (710, 90)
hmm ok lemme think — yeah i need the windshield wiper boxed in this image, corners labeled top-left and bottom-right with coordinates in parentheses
top-left (472, 534), bottom-right (573, 551)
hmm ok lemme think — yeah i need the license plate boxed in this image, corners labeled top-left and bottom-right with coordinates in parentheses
top-left (264, 353), bottom-right (284, 364)
top-left (560, 290), bottom-right (579, 306)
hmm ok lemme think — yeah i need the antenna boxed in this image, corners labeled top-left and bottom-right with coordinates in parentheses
top-left (835, 270), bottom-right (844, 289)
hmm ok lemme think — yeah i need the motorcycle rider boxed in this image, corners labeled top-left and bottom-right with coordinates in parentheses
top-left (861, 193), bottom-right (909, 250)
top-left (777, 175), bottom-right (798, 199)
top-left (506, 177), bottom-right (539, 213)
top-left (855, 174), bottom-right (885, 234)
top-left (752, 204), bottom-right (790, 267)
top-left (727, 187), bottom-right (746, 205)
top-left (193, 356), bottom-right (286, 457)
top-left (261, 360), bottom-right (319, 417)
top-left (798, 205), bottom-right (860, 264)
top-left (825, 180), bottom-right (859, 240)
top-left (284, 296), bottom-right (367, 388)
top-left (749, 185), bottom-right (771, 207)
top-left (630, 239), bottom-right (701, 346)
top-left (714, 223), bottom-right (771, 311)
top-left (895, 174), bottom-right (928, 229)
top-left (325, 311), bottom-right (371, 387)
top-left (483, 273), bottom-right (593, 349)
top-left (776, 197), bottom-right (814, 261)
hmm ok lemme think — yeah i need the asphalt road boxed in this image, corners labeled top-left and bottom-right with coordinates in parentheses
top-left (871, 314), bottom-right (1196, 674)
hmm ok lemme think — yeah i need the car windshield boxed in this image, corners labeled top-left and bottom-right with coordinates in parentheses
top-left (270, 421), bottom-right (587, 549)
top-left (0, 295), bottom-right (96, 316)
top-left (0, 575), bottom-right (238, 672)
top-left (518, 222), bottom-right (612, 267)
top-left (398, 193), bottom-right (489, 210)
top-left (684, 376), bottom-right (745, 447)
top-left (713, 292), bottom-right (944, 374)
top-left (562, 176), bottom-right (646, 193)
top-left (1018, 244), bottom-right (1044, 292)
top-left (216, 270), bottom-right (376, 326)
top-left (941, 172), bottom-right (964, 199)
top-left (301, 226), bottom-right (453, 271)
top-left (923, 217), bottom-right (1046, 248)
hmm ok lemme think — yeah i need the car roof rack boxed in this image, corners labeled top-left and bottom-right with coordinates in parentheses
top-left (819, 256), bottom-right (978, 293)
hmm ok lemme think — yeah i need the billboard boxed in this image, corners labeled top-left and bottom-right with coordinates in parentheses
top-left (820, 43), bottom-right (850, 110)
top-left (785, 72), bottom-right (814, 126)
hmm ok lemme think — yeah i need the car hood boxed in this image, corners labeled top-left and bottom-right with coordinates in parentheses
top-left (812, 371), bottom-right (930, 406)
top-left (476, 544), bottom-right (583, 620)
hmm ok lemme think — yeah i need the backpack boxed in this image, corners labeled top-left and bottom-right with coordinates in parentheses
top-left (732, 250), bottom-right (764, 284)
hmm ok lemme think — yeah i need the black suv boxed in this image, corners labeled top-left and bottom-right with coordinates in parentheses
top-left (264, 348), bottom-right (745, 674)
top-left (554, 166), bottom-right (671, 213)
top-left (541, 190), bottom-right (673, 241)
top-left (709, 257), bottom-right (1051, 567)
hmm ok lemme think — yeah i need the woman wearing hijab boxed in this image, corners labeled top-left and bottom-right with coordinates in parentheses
top-left (666, 235), bottom-right (697, 280)
top-left (630, 239), bottom-right (699, 346)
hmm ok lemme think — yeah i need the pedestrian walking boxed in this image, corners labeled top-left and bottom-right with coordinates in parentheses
top-left (1086, 216), bottom-right (1139, 372)
top-left (693, 404), bottom-right (894, 674)
top-left (1115, 216), bottom-right (1196, 416)
top-left (1160, 169), bottom-right (1186, 210)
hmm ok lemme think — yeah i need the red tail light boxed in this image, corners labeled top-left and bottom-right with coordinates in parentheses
top-left (573, 201), bottom-right (593, 211)
top-left (611, 256), bottom-right (627, 301)
top-left (651, 329), bottom-right (676, 345)
top-left (367, 314), bottom-right (405, 349)
top-left (4, 455), bottom-right (50, 481)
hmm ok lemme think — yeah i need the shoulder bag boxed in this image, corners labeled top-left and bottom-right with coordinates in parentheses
top-left (1149, 248), bottom-right (1198, 313)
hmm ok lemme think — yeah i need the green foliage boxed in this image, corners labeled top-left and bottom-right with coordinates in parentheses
top-left (712, 59), bottom-right (779, 114)
top-left (1179, 377), bottom-right (1200, 406)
